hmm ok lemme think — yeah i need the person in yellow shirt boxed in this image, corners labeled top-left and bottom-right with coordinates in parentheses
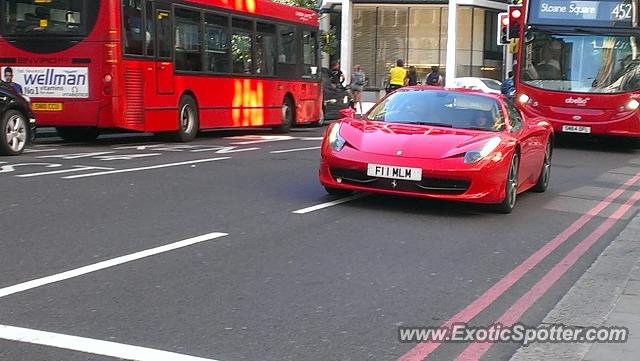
top-left (387, 59), bottom-right (407, 93)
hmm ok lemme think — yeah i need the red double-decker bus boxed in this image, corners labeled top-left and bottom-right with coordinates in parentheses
top-left (0, 0), bottom-right (321, 141)
top-left (513, 0), bottom-right (640, 140)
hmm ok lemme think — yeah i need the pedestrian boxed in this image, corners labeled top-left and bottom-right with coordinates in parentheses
top-left (407, 66), bottom-right (418, 86)
top-left (425, 65), bottom-right (444, 86)
top-left (330, 59), bottom-right (345, 88)
top-left (387, 59), bottom-right (407, 93)
top-left (3, 67), bottom-right (23, 94)
top-left (501, 71), bottom-right (515, 96)
top-left (350, 65), bottom-right (366, 116)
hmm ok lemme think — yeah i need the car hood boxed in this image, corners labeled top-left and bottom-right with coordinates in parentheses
top-left (339, 120), bottom-right (502, 159)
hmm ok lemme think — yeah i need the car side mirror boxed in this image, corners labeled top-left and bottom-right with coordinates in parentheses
top-left (339, 108), bottom-right (356, 119)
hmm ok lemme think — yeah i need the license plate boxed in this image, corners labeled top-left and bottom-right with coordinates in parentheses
top-left (367, 164), bottom-right (422, 181)
top-left (562, 125), bottom-right (591, 134)
top-left (33, 102), bottom-right (63, 111)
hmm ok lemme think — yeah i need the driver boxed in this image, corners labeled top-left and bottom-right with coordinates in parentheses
top-left (473, 113), bottom-right (492, 129)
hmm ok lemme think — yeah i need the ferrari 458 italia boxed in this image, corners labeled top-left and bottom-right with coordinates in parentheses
top-left (319, 87), bottom-right (553, 213)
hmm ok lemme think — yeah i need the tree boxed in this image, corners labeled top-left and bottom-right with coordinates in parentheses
top-left (271, 0), bottom-right (318, 11)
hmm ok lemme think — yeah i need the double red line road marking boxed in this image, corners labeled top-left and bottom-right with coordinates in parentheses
top-left (398, 171), bottom-right (640, 361)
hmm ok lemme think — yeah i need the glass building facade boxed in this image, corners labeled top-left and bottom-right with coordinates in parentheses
top-left (352, 5), bottom-right (503, 88)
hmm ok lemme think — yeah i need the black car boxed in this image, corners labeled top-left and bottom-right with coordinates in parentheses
top-left (0, 81), bottom-right (35, 155)
top-left (321, 68), bottom-right (354, 123)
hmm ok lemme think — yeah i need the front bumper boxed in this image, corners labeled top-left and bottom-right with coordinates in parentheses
top-left (319, 146), bottom-right (510, 204)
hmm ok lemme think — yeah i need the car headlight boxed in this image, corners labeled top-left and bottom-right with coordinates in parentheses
top-left (464, 137), bottom-right (502, 164)
top-left (328, 123), bottom-right (346, 152)
top-left (626, 99), bottom-right (640, 111)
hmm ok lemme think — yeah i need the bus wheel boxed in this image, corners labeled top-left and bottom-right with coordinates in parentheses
top-left (273, 97), bottom-right (294, 133)
top-left (56, 127), bottom-right (99, 142)
top-left (173, 95), bottom-right (199, 142)
top-left (1, 110), bottom-right (28, 155)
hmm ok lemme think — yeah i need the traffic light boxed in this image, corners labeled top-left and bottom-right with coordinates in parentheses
top-left (497, 12), bottom-right (509, 46)
top-left (508, 5), bottom-right (523, 39)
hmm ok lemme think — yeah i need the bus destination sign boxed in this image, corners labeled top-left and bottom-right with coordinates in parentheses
top-left (529, 0), bottom-right (634, 27)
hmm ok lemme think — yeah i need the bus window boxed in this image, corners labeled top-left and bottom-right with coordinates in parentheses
top-left (205, 13), bottom-right (230, 73)
top-left (123, 0), bottom-right (143, 55)
top-left (156, 9), bottom-right (171, 59)
top-left (144, 1), bottom-right (154, 57)
top-left (175, 8), bottom-right (202, 72)
top-left (231, 18), bottom-right (253, 75)
top-left (278, 26), bottom-right (296, 64)
top-left (302, 30), bottom-right (318, 78)
top-left (256, 22), bottom-right (276, 76)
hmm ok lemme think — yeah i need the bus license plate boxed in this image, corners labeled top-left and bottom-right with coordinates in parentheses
top-left (562, 125), bottom-right (591, 134)
top-left (33, 103), bottom-right (63, 111)
top-left (367, 164), bottom-right (422, 181)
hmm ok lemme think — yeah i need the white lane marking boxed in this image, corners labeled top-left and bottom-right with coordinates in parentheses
top-left (270, 146), bottom-right (321, 154)
top-left (62, 157), bottom-right (231, 179)
top-left (95, 153), bottom-right (162, 161)
top-left (292, 194), bottom-right (368, 214)
top-left (113, 144), bottom-right (169, 150)
top-left (0, 325), bottom-right (220, 361)
top-left (228, 135), bottom-right (294, 145)
top-left (0, 163), bottom-right (61, 174)
top-left (16, 165), bottom-right (114, 178)
top-left (23, 148), bottom-right (59, 153)
top-left (0, 232), bottom-right (228, 299)
top-left (38, 152), bottom-right (115, 160)
top-left (191, 146), bottom-right (260, 153)
top-left (300, 137), bottom-right (323, 140)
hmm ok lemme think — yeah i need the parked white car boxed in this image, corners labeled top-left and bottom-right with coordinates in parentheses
top-left (452, 77), bottom-right (502, 95)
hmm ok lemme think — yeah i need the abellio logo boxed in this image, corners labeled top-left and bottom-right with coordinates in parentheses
top-left (565, 97), bottom-right (590, 106)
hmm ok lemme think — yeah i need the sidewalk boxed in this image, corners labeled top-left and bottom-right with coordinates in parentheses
top-left (510, 214), bottom-right (640, 360)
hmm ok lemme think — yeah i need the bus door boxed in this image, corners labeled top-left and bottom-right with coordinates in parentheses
top-left (155, 4), bottom-right (174, 94)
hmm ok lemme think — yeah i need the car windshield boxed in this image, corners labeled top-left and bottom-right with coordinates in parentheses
top-left (481, 79), bottom-right (502, 91)
top-left (366, 90), bottom-right (505, 132)
top-left (520, 28), bottom-right (640, 93)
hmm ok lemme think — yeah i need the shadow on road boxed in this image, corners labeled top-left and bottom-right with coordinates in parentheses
top-left (33, 126), bottom-right (323, 147)
top-left (554, 134), bottom-right (639, 154)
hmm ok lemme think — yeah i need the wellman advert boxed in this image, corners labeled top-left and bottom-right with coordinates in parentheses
top-left (1, 66), bottom-right (89, 98)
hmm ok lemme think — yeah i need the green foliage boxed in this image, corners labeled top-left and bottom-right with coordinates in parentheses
top-left (271, 0), bottom-right (318, 11)
top-left (321, 26), bottom-right (338, 55)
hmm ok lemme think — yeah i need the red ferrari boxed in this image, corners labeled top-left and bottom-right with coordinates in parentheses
top-left (319, 87), bottom-right (554, 213)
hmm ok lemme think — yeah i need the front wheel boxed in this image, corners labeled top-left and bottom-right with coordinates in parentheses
top-left (532, 141), bottom-right (552, 192)
top-left (272, 97), bottom-right (294, 133)
top-left (493, 153), bottom-right (519, 214)
top-left (1, 110), bottom-right (28, 155)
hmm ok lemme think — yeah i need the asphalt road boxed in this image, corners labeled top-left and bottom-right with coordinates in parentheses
top-left (0, 128), bottom-right (639, 361)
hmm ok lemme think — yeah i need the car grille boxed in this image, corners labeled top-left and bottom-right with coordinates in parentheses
top-left (330, 168), bottom-right (470, 195)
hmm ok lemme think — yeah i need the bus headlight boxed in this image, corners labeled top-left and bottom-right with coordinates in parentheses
top-left (464, 137), bottom-right (501, 164)
top-left (518, 93), bottom-right (530, 104)
top-left (626, 99), bottom-right (640, 111)
top-left (328, 123), bottom-right (346, 152)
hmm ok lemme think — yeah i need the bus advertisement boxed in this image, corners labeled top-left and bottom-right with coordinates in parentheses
top-left (0, 0), bottom-right (321, 142)
top-left (513, 0), bottom-right (640, 140)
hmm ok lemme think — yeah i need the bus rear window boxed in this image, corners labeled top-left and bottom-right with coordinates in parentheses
top-left (3, 0), bottom-right (98, 36)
